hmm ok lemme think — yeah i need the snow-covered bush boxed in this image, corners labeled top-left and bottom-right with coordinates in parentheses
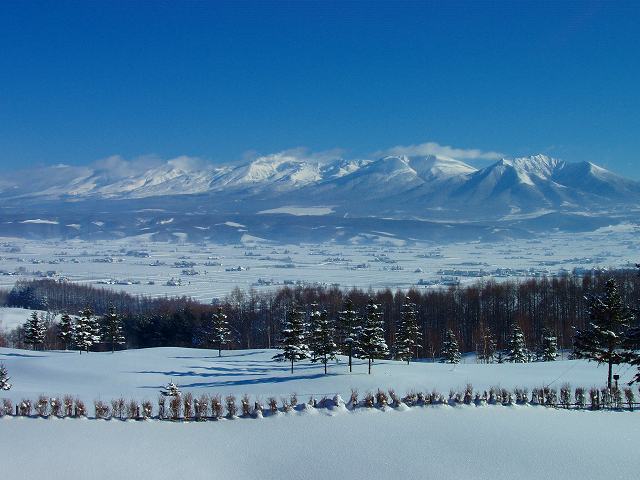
top-left (560, 384), bottom-right (572, 409)
top-left (624, 387), bottom-right (635, 410)
top-left (267, 397), bottom-right (278, 415)
top-left (183, 392), bottom-right (193, 420)
top-left (375, 389), bottom-right (388, 408)
top-left (280, 397), bottom-right (291, 412)
top-left (157, 395), bottom-right (166, 419)
top-left (543, 387), bottom-right (557, 406)
top-left (611, 387), bottom-right (622, 409)
top-left (141, 400), bottom-right (153, 419)
top-left (363, 391), bottom-right (374, 408)
top-left (514, 388), bottom-right (527, 405)
top-left (241, 394), bottom-right (251, 417)
top-left (289, 393), bottom-right (298, 408)
top-left (225, 395), bottom-right (237, 418)
top-left (195, 394), bottom-right (209, 420)
top-left (169, 395), bottom-right (181, 420)
top-left (464, 384), bottom-right (473, 405)
top-left (589, 388), bottom-right (600, 410)
top-left (63, 395), bottom-right (74, 417)
top-left (111, 398), bottom-right (125, 419)
top-left (75, 398), bottom-right (86, 417)
top-left (19, 399), bottom-right (32, 416)
top-left (35, 395), bottom-right (49, 416)
top-left (0, 363), bottom-right (11, 391)
top-left (575, 387), bottom-right (586, 409)
top-left (211, 395), bottom-right (223, 419)
top-left (127, 399), bottom-right (138, 419)
top-left (50, 398), bottom-right (61, 417)
top-left (388, 389), bottom-right (401, 407)
top-left (253, 399), bottom-right (264, 417)
top-left (402, 390), bottom-right (417, 406)
top-left (94, 400), bottom-right (110, 419)
top-left (1, 398), bottom-right (12, 417)
top-left (348, 389), bottom-right (358, 409)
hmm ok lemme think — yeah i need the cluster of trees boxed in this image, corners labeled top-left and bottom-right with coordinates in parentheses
top-left (2, 270), bottom-right (639, 385)
top-left (22, 307), bottom-right (125, 354)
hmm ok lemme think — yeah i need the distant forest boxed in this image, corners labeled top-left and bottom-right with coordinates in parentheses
top-left (2, 269), bottom-right (639, 356)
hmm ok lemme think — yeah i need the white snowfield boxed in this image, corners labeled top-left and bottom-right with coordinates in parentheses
top-left (1, 347), bottom-right (638, 480)
top-left (1, 347), bottom-right (635, 403)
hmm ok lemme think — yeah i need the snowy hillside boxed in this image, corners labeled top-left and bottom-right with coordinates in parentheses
top-left (1, 347), bottom-right (638, 480)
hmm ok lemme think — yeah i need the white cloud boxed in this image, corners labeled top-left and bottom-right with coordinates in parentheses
top-left (375, 141), bottom-right (504, 160)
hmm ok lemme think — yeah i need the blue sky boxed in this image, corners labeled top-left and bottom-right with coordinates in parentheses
top-left (1, 0), bottom-right (639, 177)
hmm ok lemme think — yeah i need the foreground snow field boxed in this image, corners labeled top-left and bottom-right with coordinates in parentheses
top-left (1, 347), bottom-right (639, 480)
top-left (2, 407), bottom-right (638, 480)
top-left (0, 347), bottom-right (635, 403)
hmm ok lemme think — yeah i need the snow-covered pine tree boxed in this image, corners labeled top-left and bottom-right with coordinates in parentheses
top-left (160, 381), bottom-right (181, 397)
top-left (537, 327), bottom-right (558, 362)
top-left (358, 299), bottom-right (389, 374)
top-left (310, 309), bottom-right (338, 374)
top-left (273, 303), bottom-right (310, 374)
top-left (506, 323), bottom-right (528, 363)
top-left (211, 307), bottom-right (231, 357)
top-left (477, 323), bottom-right (497, 364)
top-left (102, 306), bottom-right (126, 353)
top-left (574, 278), bottom-right (635, 388)
top-left (337, 299), bottom-right (361, 372)
top-left (74, 307), bottom-right (100, 354)
top-left (57, 313), bottom-right (75, 350)
top-left (440, 329), bottom-right (461, 364)
top-left (0, 363), bottom-right (11, 391)
top-left (395, 297), bottom-right (422, 364)
top-left (23, 311), bottom-right (46, 350)
top-left (307, 305), bottom-right (322, 362)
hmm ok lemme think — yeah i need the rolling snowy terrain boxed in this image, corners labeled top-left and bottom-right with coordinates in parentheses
top-left (1, 347), bottom-right (638, 480)
top-left (1, 153), bottom-right (639, 244)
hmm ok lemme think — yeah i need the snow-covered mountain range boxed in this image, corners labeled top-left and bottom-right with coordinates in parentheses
top-left (1, 153), bottom-right (638, 243)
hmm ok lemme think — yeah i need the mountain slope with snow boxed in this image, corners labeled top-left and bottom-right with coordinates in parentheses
top-left (0, 153), bottom-right (638, 242)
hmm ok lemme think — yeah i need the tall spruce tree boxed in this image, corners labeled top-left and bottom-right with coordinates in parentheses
top-left (310, 309), bottom-right (338, 374)
top-left (57, 313), bottom-right (75, 350)
top-left (358, 299), bottom-right (389, 374)
top-left (537, 327), bottom-right (558, 362)
top-left (395, 298), bottom-right (422, 364)
top-left (24, 311), bottom-right (46, 350)
top-left (0, 363), bottom-right (11, 391)
top-left (74, 307), bottom-right (100, 354)
top-left (307, 305), bottom-right (322, 362)
top-left (273, 304), bottom-right (310, 374)
top-left (441, 329), bottom-right (461, 364)
top-left (506, 323), bottom-right (528, 363)
top-left (337, 299), bottom-right (361, 372)
top-left (210, 307), bottom-right (231, 357)
top-left (102, 306), bottom-right (126, 353)
top-left (574, 279), bottom-right (635, 388)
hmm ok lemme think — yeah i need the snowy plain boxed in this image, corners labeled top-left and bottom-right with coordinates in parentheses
top-left (1, 347), bottom-right (639, 480)
top-left (1, 224), bottom-right (638, 302)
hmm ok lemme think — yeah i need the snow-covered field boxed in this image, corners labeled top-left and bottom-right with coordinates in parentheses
top-left (1, 226), bottom-right (637, 301)
top-left (1, 347), bottom-right (638, 480)
top-left (0, 307), bottom-right (48, 331)
top-left (1, 347), bottom-right (634, 403)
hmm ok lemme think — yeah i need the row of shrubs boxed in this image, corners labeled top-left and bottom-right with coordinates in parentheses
top-left (2, 384), bottom-right (638, 421)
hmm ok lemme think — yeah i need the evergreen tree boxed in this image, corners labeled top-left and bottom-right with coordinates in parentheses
top-left (74, 307), bottom-right (100, 354)
top-left (273, 304), bottom-right (310, 374)
top-left (160, 381), bottom-right (181, 397)
top-left (0, 363), bottom-right (11, 391)
top-left (477, 323), bottom-right (497, 364)
top-left (307, 305), bottom-right (322, 362)
top-left (537, 327), bottom-right (558, 362)
top-left (23, 311), bottom-right (46, 350)
top-left (358, 299), bottom-right (389, 374)
top-left (440, 329), bottom-right (461, 364)
top-left (210, 307), bottom-right (231, 357)
top-left (310, 309), bottom-right (338, 374)
top-left (57, 313), bottom-right (75, 350)
top-left (395, 297), bottom-right (422, 364)
top-left (506, 323), bottom-right (528, 363)
top-left (102, 306), bottom-right (126, 353)
top-left (574, 279), bottom-right (635, 388)
top-left (337, 299), bottom-right (361, 372)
